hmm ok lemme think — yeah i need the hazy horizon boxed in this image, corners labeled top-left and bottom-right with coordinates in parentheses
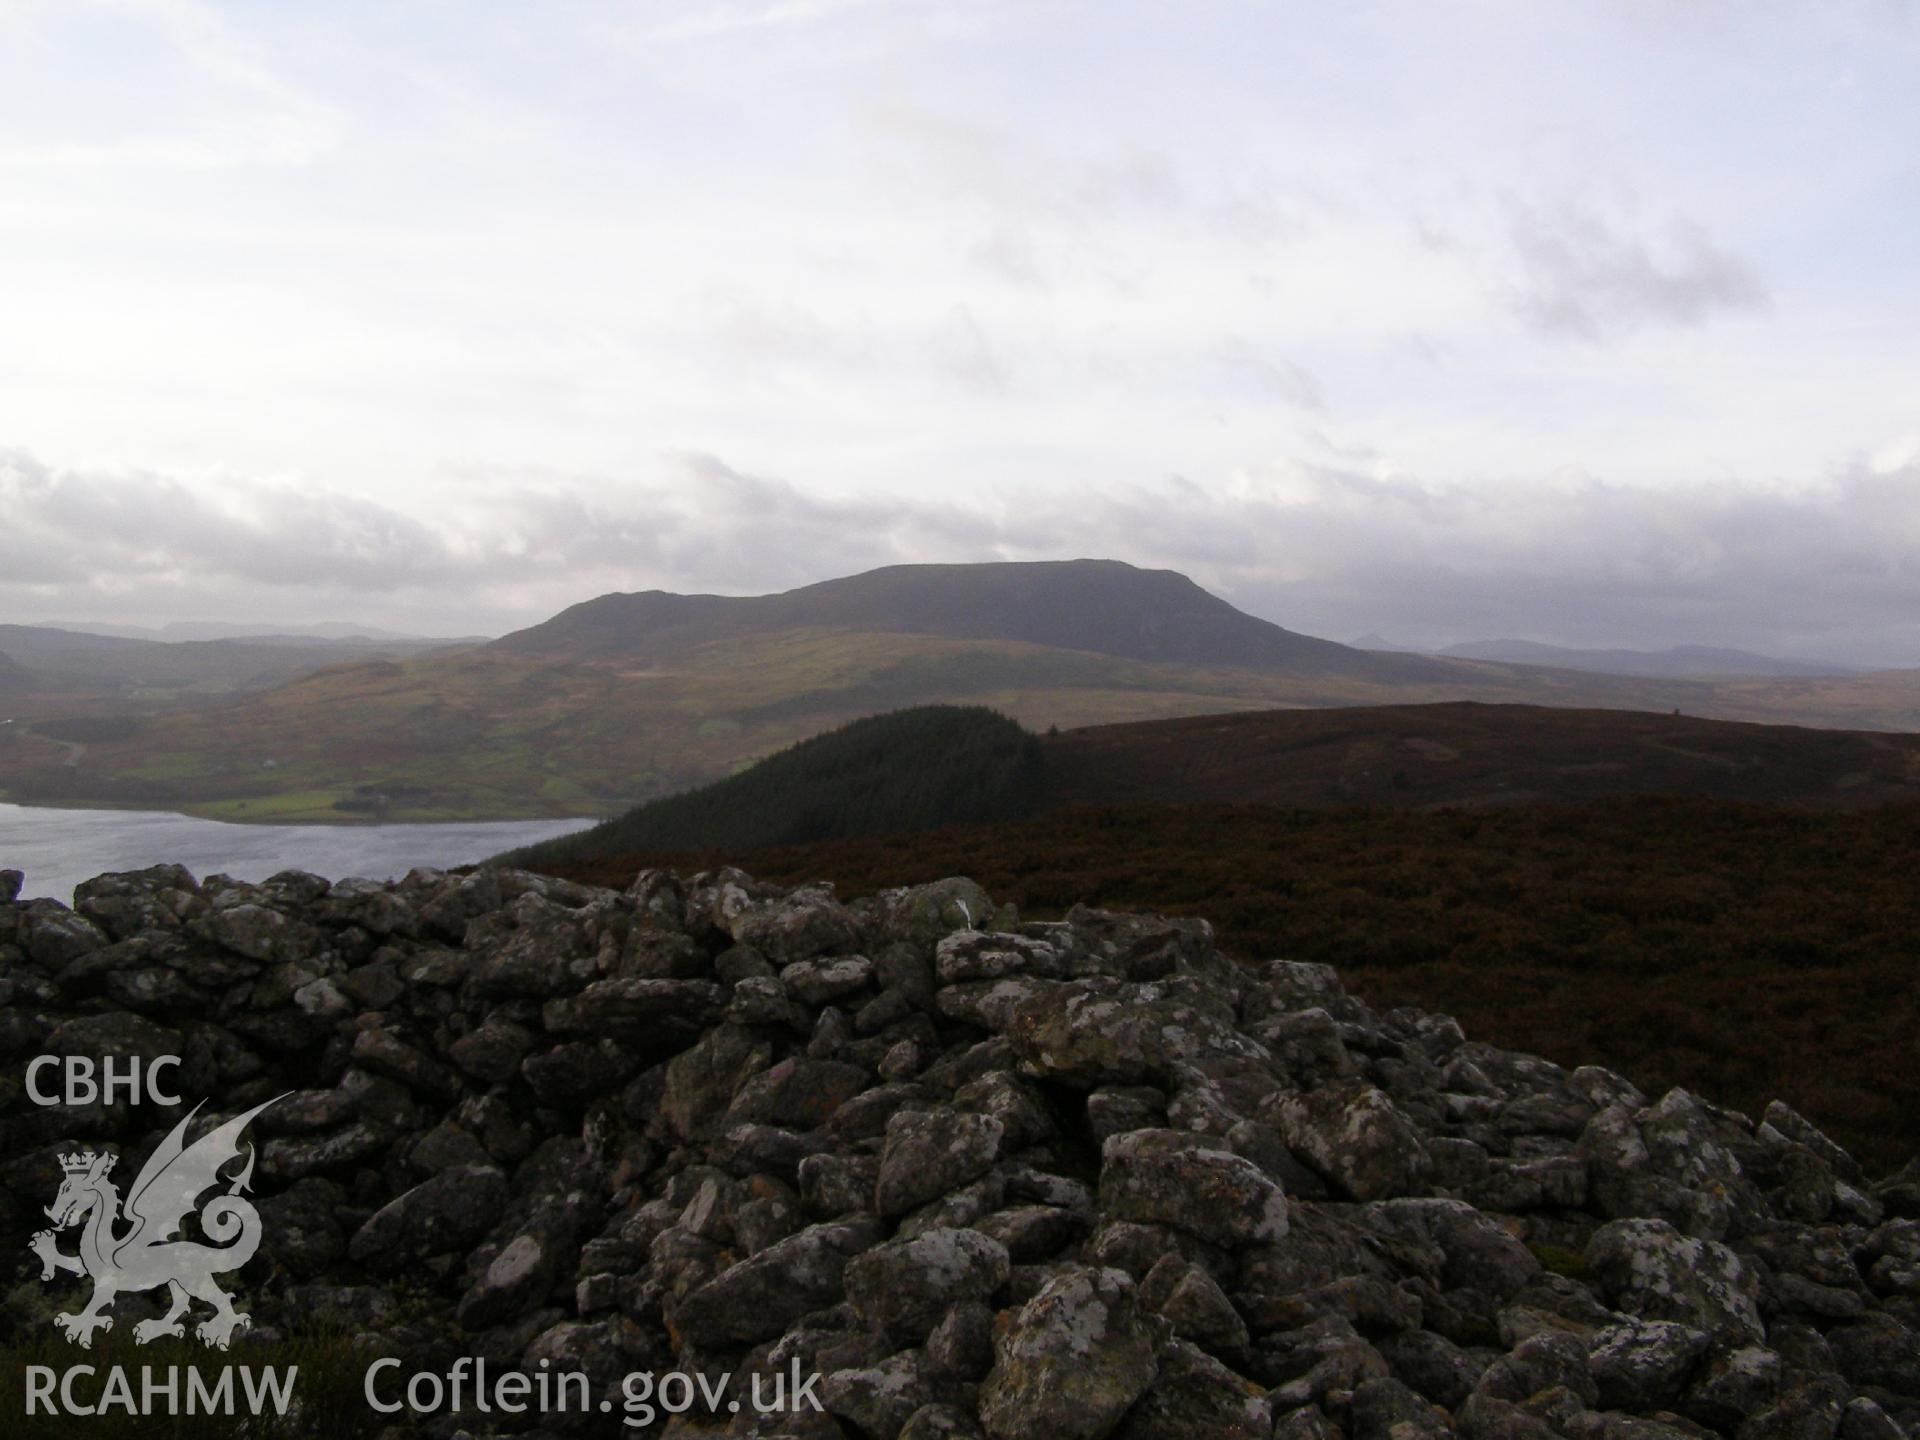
top-left (4, 3), bottom-right (1918, 665)
top-left (8, 561), bottom-right (1901, 671)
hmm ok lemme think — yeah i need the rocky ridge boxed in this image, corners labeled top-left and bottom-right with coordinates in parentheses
top-left (1, 861), bottom-right (1917, 1439)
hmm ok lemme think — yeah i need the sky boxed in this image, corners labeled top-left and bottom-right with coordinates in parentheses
top-left (1, 0), bottom-right (1917, 663)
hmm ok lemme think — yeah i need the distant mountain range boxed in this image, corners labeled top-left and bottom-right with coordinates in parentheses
top-left (6, 557), bottom-right (1920, 822)
top-left (1355, 634), bottom-right (1860, 679)
top-left (37, 619), bottom-right (477, 644)
top-left (0, 623), bottom-right (475, 697)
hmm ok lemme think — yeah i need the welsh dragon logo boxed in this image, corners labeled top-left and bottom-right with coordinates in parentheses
top-left (27, 1095), bottom-right (285, 1350)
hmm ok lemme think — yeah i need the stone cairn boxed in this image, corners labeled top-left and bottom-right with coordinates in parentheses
top-left (1, 862), bottom-right (1917, 1438)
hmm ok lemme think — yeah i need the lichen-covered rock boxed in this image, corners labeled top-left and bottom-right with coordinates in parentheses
top-left (935, 930), bottom-right (1066, 984)
top-left (878, 876), bottom-right (1000, 952)
top-left (1098, 1128), bottom-right (1289, 1247)
top-left (900, 1403), bottom-right (987, 1440)
top-left (875, 1108), bottom-right (1005, 1217)
top-left (18, 900), bottom-right (109, 969)
top-left (730, 887), bottom-right (861, 963)
top-left (672, 1217), bottom-right (885, 1348)
top-left (1587, 1318), bottom-right (1714, 1410)
top-left (1140, 1252), bottom-right (1251, 1359)
top-left (1003, 976), bottom-right (1268, 1087)
top-left (1347, 1375), bottom-right (1456, 1440)
top-left (979, 1266), bottom-right (1163, 1440)
top-left (822, 1350), bottom-right (934, 1440)
top-left (1111, 1337), bottom-right (1271, 1439)
top-left (845, 1227), bottom-right (1012, 1344)
top-left (1268, 1079), bottom-right (1433, 1202)
top-left (1585, 1218), bottom-right (1764, 1342)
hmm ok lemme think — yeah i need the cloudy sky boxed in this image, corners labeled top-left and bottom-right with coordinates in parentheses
top-left (2, 0), bottom-right (1917, 662)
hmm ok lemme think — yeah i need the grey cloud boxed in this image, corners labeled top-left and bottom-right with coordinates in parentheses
top-left (9, 446), bottom-right (1920, 668)
top-left (1217, 341), bottom-right (1326, 413)
top-left (1158, 463), bottom-right (1920, 666)
top-left (2, 451), bottom-right (462, 593)
top-left (1501, 200), bottom-right (1768, 340)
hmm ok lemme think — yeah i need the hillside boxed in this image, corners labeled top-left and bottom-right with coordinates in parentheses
top-left (9, 559), bottom-right (1920, 822)
top-left (0, 651), bottom-right (33, 698)
top-left (1042, 702), bottom-right (1920, 812)
top-left (504, 706), bottom-right (1041, 862)
top-left (0, 622), bottom-right (468, 696)
top-left (1439, 639), bottom-right (1855, 679)
top-left (520, 700), bottom-right (1920, 871)
top-left (492, 558), bottom-right (1456, 680)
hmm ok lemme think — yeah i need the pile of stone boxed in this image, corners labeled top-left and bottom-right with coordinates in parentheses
top-left (2, 862), bottom-right (1917, 1439)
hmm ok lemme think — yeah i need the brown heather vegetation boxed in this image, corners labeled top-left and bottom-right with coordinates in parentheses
top-left (535, 797), bottom-right (1920, 1175)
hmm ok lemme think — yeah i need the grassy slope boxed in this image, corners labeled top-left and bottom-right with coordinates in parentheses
top-left (8, 616), bottom-right (1920, 821)
top-left (0, 628), bottom-right (1554, 821)
top-left (532, 798), bottom-right (1920, 1175)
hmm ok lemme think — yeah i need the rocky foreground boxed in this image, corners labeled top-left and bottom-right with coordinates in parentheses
top-left (2, 863), bottom-right (1918, 1439)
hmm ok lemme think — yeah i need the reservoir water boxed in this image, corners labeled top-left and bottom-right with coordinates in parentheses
top-left (0, 803), bottom-right (596, 904)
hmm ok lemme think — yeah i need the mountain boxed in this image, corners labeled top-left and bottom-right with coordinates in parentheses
top-left (493, 558), bottom-right (1455, 680)
top-left (1439, 638), bottom-right (1856, 679)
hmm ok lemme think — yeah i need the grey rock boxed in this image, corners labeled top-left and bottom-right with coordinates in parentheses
top-left (1098, 1128), bottom-right (1289, 1247)
top-left (732, 887), bottom-right (862, 964)
top-left (1267, 1079), bottom-right (1432, 1202)
top-left (1111, 1337), bottom-right (1271, 1439)
top-left (876, 1109), bottom-right (1005, 1217)
top-left (1587, 1319), bottom-right (1713, 1411)
top-left (673, 1217), bottom-right (885, 1348)
top-left (846, 1227), bottom-right (1011, 1345)
top-left (1140, 1253), bottom-right (1250, 1360)
top-left (347, 1164), bottom-right (508, 1271)
top-left (782, 955), bottom-right (877, 1005)
top-left (980, 1266), bottom-right (1163, 1440)
top-left (1585, 1218), bottom-right (1764, 1342)
top-left (934, 930), bottom-right (1066, 984)
top-left (1005, 976), bottom-right (1269, 1087)
top-left (900, 1403), bottom-right (987, 1440)
top-left (822, 1350), bottom-right (933, 1440)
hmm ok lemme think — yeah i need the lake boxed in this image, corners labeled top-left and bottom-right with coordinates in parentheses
top-left (0, 803), bottom-right (597, 904)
